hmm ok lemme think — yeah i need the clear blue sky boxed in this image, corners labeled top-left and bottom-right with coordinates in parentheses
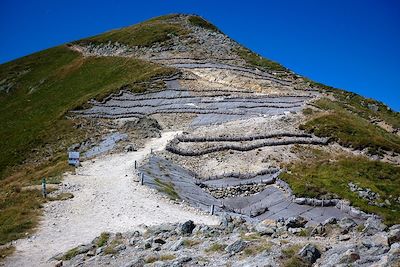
top-left (1, 0), bottom-right (399, 110)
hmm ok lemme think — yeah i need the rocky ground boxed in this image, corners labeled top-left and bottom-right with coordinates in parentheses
top-left (55, 215), bottom-right (400, 267)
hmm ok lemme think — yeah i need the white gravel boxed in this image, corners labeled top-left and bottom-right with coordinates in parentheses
top-left (5, 131), bottom-right (219, 267)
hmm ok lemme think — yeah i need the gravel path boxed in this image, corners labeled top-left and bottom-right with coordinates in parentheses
top-left (5, 132), bottom-right (218, 267)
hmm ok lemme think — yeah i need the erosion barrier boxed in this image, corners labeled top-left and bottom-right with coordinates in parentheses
top-left (166, 138), bottom-right (329, 156)
top-left (177, 132), bottom-right (313, 143)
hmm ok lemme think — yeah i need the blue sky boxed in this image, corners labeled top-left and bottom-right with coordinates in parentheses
top-left (1, 0), bottom-right (399, 110)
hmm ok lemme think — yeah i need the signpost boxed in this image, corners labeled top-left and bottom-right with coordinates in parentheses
top-left (68, 151), bottom-right (80, 166)
top-left (42, 178), bottom-right (47, 198)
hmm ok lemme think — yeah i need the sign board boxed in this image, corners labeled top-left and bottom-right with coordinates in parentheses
top-left (68, 151), bottom-right (80, 166)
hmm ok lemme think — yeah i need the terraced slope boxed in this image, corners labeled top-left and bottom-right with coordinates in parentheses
top-left (1, 14), bottom-right (400, 262)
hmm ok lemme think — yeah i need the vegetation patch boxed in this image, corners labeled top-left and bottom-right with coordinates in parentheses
top-left (48, 192), bottom-right (74, 201)
top-left (79, 15), bottom-right (189, 47)
top-left (235, 47), bottom-right (287, 72)
top-left (62, 247), bottom-right (80, 261)
top-left (242, 240), bottom-right (271, 257)
top-left (301, 98), bottom-right (400, 154)
top-left (96, 232), bottom-right (110, 247)
top-left (154, 178), bottom-right (180, 200)
top-left (103, 239), bottom-right (122, 255)
top-left (0, 246), bottom-right (15, 261)
top-left (280, 244), bottom-right (309, 267)
top-left (280, 147), bottom-right (400, 225)
top-left (306, 80), bottom-right (400, 129)
top-left (0, 45), bottom-right (175, 246)
top-left (188, 15), bottom-right (221, 32)
top-left (145, 254), bottom-right (175, 263)
top-left (183, 239), bottom-right (201, 247)
top-left (205, 242), bottom-right (227, 253)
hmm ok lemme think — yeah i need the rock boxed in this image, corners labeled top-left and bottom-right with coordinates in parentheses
top-left (122, 257), bottom-right (145, 267)
top-left (339, 249), bottom-right (360, 264)
top-left (225, 240), bottom-right (247, 254)
top-left (387, 243), bottom-right (400, 266)
top-left (288, 228), bottom-right (302, 235)
top-left (114, 244), bottom-right (126, 252)
top-left (311, 224), bottom-right (325, 236)
top-left (285, 216), bottom-right (308, 228)
top-left (255, 222), bottom-right (275, 236)
top-left (54, 261), bottom-right (63, 267)
top-left (172, 256), bottom-right (192, 265)
top-left (168, 238), bottom-right (184, 251)
top-left (95, 247), bottom-right (104, 255)
top-left (250, 206), bottom-right (268, 217)
top-left (298, 243), bottom-right (321, 264)
top-left (362, 217), bottom-right (386, 235)
top-left (144, 242), bottom-right (152, 249)
top-left (181, 220), bottom-right (195, 235)
top-left (322, 217), bottom-right (337, 225)
top-left (154, 238), bottom-right (166, 245)
top-left (86, 250), bottom-right (95, 257)
top-left (339, 234), bottom-right (351, 241)
top-left (338, 217), bottom-right (357, 232)
top-left (124, 144), bottom-right (137, 152)
top-left (388, 228), bottom-right (400, 245)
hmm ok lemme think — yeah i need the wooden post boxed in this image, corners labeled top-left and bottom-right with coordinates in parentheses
top-left (42, 178), bottom-right (47, 198)
top-left (210, 204), bottom-right (215, 215)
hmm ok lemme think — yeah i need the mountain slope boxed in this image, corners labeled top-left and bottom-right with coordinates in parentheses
top-left (0, 14), bottom-right (399, 261)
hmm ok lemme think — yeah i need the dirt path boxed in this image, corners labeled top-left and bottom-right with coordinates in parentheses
top-left (5, 131), bottom-right (219, 267)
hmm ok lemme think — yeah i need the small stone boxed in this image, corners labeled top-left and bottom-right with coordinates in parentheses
top-left (154, 238), bottom-right (166, 245)
top-left (339, 249), bottom-right (360, 264)
top-left (298, 243), bottom-right (321, 264)
top-left (144, 242), bottom-right (152, 249)
top-left (55, 261), bottom-right (63, 267)
top-left (339, 235), bottom-right (351, 241)
top-left (255, 222), bottom-right (275, 236)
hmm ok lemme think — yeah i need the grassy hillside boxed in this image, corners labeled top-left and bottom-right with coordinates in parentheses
top-left (77, 14), bottom-right (189, 47)
top-left (0, 45), bottom-right (174, 244)
top-left (281, 147), bottom-right (400, 225)
top-left (301, 99), bottom-right (400, 155)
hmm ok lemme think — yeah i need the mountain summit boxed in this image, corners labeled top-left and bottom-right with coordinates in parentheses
top-left (1, 14), bottom-right (400, 266)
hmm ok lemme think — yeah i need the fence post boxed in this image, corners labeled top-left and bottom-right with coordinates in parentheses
top-left (134, 160), bottom-right (137, 169)
top-left (210, 204), bottom-right (215, 215)
top-left (140, 173), bottom-right (144, 185)
top-left (42, 177), bottom-right (47, 198)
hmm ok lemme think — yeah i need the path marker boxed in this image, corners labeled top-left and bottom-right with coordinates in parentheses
top-left (210, 204), bottom-right (215, 215)
top-left (42, 178), bottom-right (47, 198)
top-left (68, 151), bottom-right (80, 166)
top-left (140, 173), bottom-right (144, 185)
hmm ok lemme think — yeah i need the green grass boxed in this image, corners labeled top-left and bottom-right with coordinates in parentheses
top-left (205, 243), bottom-right (227, 253)
top-left (154, 178), bottom-right (180, 200)
top-left (305, 80), bottom-right (400, 129)
top-left (280, 244), bottom-right (310, 267)
top-left (301, 99), bottom-right (400, 154)
top-left (235, 46), bottom-right (288, 72)
top-left (188, 15), bottom-right (221, 32)
top-left (0, 45), bottom-right (175, 246)
top-left (280, 148), bottom-right (400, 225)
top-left (242, 241), bottom-right (271, 257)
top-left (62, 247), bottom-right (80, 261)
top-left (182, 239), bottom-right (201, 247)
top-left (96, 232), bottom-right (110, 247)
top-left (79, 16), bottom-right (189, 48)
top-left (145, 254), bottom-right (176, 263)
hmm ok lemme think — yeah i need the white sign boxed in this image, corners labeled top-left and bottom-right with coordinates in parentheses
top-left (68, 151), bottom-right (80, 166)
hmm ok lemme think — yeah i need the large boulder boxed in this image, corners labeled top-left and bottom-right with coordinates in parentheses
top-left (285, 216), bottom-right (308, 228)
top-left (225, 240), bottom-right (247, 254)
top-left (298, 243), bottom-right (321, 264)
top-left (180, 220), bottom-right (196, 235)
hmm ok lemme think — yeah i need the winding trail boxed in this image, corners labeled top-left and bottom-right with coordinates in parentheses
top-left (5, 132), bottom-right (218, 267)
